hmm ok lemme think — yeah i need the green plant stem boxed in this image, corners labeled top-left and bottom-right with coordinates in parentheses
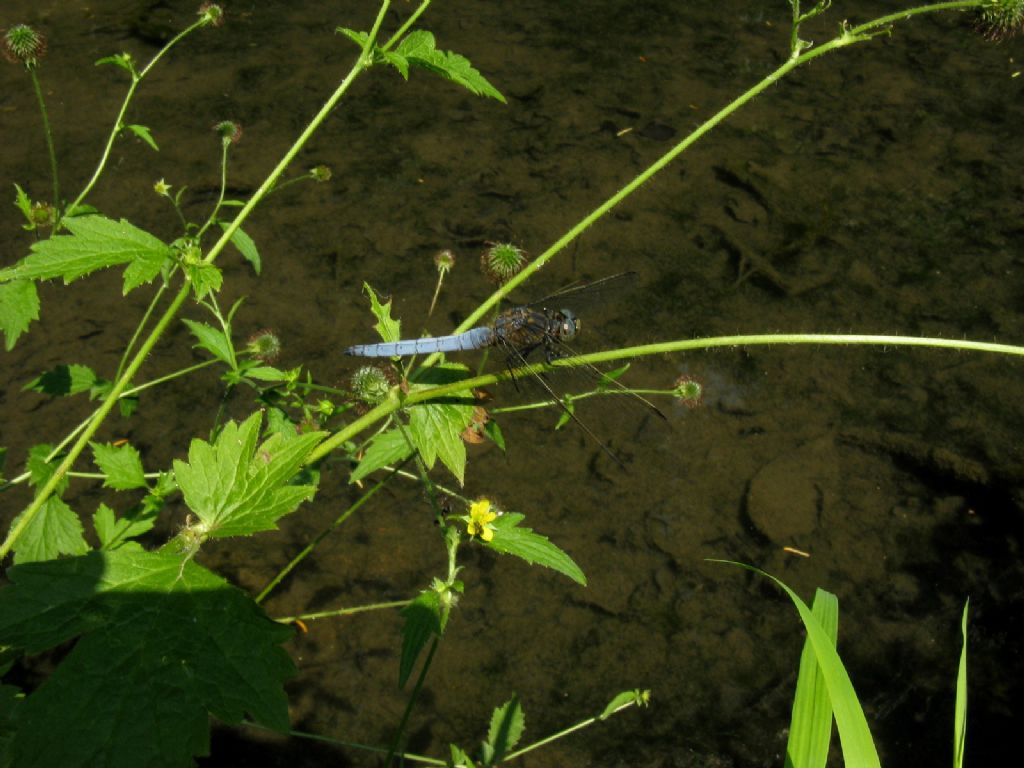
top-left (310, 330), bottom-right (1024, 466)
top-left (247, 723), bottom-right (447, 766)
top-left (385, 636), bottom-right (440, 767)
top-left (116, 278), bottom-right (169, 381)
top-left (60, 16), bottom-right (210, 226)
top-left (1, 1), bottom-right (396, 559)
top-left (403, 333), bottom-right (1024, 406)
top-left (199, 0), bottom-right (391, 270)
top-left (382, 0), bottom-right (432, 51)
top-left (274, 598), bottom-right (411, 625)
top-left (502, 698), bottom-right (646, 762)
top-left (195, 139), bottom-right (231, 239)
top-left (0, 280), bottom-right (192, 560)
top-left (491, 386), bottom-right (680, 415)
top-left (255, 461), bottom-right (405, 604)
top-left (421, 0), bottom-right (985, 369)
top-left (28, 66), bottom-right (60, 210)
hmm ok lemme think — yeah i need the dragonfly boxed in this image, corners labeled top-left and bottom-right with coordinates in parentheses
top-left (343, 272), bottom-right (665, 466)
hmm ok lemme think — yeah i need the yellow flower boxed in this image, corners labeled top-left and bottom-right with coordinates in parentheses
top-left (467, 499), bottom-right (498, 542)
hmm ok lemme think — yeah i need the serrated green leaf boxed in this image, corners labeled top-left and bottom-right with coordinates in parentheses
top-left (10, 497), bottom-right (89, 564)
top-left (26, 444), bottom-right (68, 497)
top-left (408, 401), bottom-right (472, 485)
top-left (184, 261), bottom-right (223, 300)
top-left (599, 689), bottom-right (650, 720)
top-left (92, 502), bottom-right (156, 550)
top-left (0, 279), bottom-right (40, 350)
top-left (349, 429), bottom-right (414, 484)
top-left (125, 123), bottom-right (158, 151)
top-left (785, 588), bottom-right (838, 768)
top-left (172, 412), bottom-right (324, 538)
top-left (379, 50), bottom-right (410, 79)
top-left (94, 53), bottom-right (132, 72)
top-left (0, 549), bottom-right (295, 767)
top-left (13, 182), bottom-right (32, 224)
top-left (406, 364), bottom-right (475, 485)
top-left (121, 248), bottom-right (168, 294)
top-left (362, 282), bottom-right (401, 344)
top-left (450, 744), bottom-right (475, 767)
top-left (218, 221), bottom-right (261, 275)
top-left (395, 30), bottom-right (505, 103)
top-left (336, 27), bottom-right (369, 48)
top-left (486, 513), bottom-right (586, 585)
top-left (91, 442), bottom-right (147, 490)
top-left (484, 695), bottom-right (524, 765)
top-left (182, 318), bottom-right (235, 366)
top-left (399, 590), bottom-right (443, 688)
top-left (0, 215), bottom-right (171, 286)
top-left (24, 363), bottom-right (98, 397)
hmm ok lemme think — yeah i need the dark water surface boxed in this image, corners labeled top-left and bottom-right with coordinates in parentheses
top-left (2, 1), bottom-right (1023, 766)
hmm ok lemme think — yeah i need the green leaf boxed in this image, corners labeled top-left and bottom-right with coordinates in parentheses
top-left (486, 513), bottom-right (586, 585)
top-left (24, 364), bottom-right (99, 397)
top-left (785, 588), bottom-right (838, 768)
top-left (184, 261), bottom-right (223, 300)
top-left (483, 695), bottom-right (524, 765)
top-left (91, 442), bottom-right (147, 490)
top-left (0, 215), bottom-right (171, 288)
top-left (713, 561), bottom-right (881, 768)
top-left (553, 394), bottom-right (575, 430)
top-left (483, 418), bottom-right (505, 452)
top-left (599, 689), bottom-right (651, 720)
top-left (10, 497), bottom-right (89, 564)
top-left (92, 502), bottom-right (157, 550)
top-left (125, 124), bottom-right (159, 151)
top-left (172, 412), bottom-right (324, 538)
top-left (395, 30), bottom-right (506, 103)
top-left (399, 589), bottom-right (443, 688)
top-left (244, 365), bottom-right (287, 382)
top-left (450, 744), bottom-right (475, 768)
top-left (0, 549), bottom-right (295, 768)
top-left (182, 318), bottom-right (235, 366)
top-left (13, 182), bottom-right (33, 227)
top-left (954, 599), bottom-right (969, 768)
top-left (336, 27), bottom-right (369, 48)
top-left (26, 444), bottom-right (69, 496)
top-left (407, 364), bottom-right (475, 485)
top-left (121, 247), bottom-right (167, 294)
top-left (349, 429), bottom-right (414, 484)
top-left (362, 282), bottom-right (401, 344)
top-left (408, 400), bottom-right (473, 485)
top-left (94, 53), bottom-right (133, 73)
top-left (0, 279), bottom-right (40, 350)
top-left (218, 221), bottom-right (261, 275)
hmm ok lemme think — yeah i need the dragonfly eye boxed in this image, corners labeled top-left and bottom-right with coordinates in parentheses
top-left (560, 309), bottom-right (579, 340)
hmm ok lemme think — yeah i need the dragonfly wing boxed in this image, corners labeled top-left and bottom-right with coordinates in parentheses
top-left (524, 271), bottom-right (639, 309)
top-left (496, 336), bottom-right (629, 469)
top-left (545, 336), bottom-right (668, 422)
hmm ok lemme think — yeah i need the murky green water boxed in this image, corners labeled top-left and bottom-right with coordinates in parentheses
top-left (2, 1), bottom-right (1022, 765)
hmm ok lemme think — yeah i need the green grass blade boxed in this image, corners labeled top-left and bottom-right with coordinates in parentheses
top-left (954, 599), bottom-right (969, 768)
top-left (785, 588), bottom-right (838, 768)
top-left (712, 561), bottom-right (882, 768)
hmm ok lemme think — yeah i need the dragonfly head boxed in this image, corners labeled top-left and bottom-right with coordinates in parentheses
top-left (558, 309), bottom-right (579, 341)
